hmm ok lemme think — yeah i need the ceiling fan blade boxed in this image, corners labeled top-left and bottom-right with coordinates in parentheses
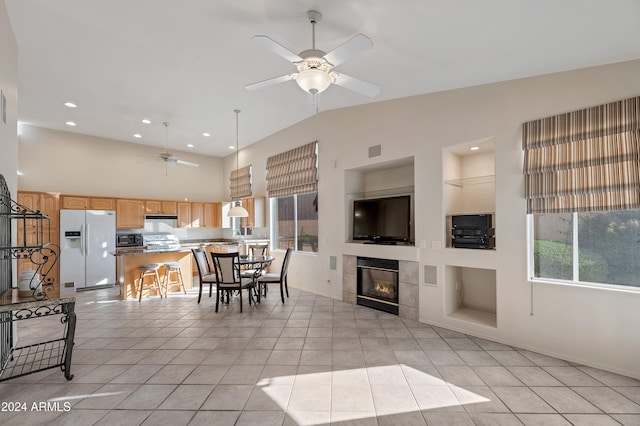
top-left (333, 73), bottom-right (380, 97)
top-left (176, 159), bottom-right (199, 168)
top-left (252, 35), bottom-right (302, 62)
top-left (323, 33), bottom-right (373, 66)
top-left (246, 74), bottom-right (295, 91)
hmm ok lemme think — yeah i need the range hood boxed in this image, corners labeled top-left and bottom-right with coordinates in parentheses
top-left (145, 214), bottom-right (178, 220)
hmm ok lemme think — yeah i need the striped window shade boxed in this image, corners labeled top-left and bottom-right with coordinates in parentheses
top-left (266, 141), bottom-right (318, 198)
top-left (229, 165), bottom-right (252, 199)
top-left (522, 96), bottom-right (640, 214)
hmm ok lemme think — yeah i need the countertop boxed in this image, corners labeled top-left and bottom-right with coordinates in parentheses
top-left (114, 239), bottom-right (270, 256)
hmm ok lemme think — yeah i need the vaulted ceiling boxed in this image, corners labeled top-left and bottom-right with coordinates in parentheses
top-left (6, 0), bottom-right (640, 157)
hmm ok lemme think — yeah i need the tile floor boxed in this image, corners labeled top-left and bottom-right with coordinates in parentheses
top-left (0, 284), bottom-right (639, 426)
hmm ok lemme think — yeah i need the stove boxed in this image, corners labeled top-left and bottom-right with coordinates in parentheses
top-left (142, 232), bottom-right (181, 252)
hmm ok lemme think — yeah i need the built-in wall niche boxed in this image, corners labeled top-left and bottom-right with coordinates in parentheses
top-left (443, 138), bottom-right (495, 248)
top-left (344, 156), bottom-right (415, 244)
top-left (444, 265), bottom-right (497, 328)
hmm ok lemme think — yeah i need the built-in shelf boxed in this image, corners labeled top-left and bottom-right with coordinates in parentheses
top-left (444, 265), bottom-right (497, 329)
top-left (444, 175), bottom-right (495, 188)
top-left (447, 307), bottom-right (497, 328)
top-left (347, 185), bottom-right (414, 199)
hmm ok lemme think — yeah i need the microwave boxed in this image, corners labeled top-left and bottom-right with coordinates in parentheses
top-left (116, 233), bottom-right (143, 248)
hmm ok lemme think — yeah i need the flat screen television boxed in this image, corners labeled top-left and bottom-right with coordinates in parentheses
top-left (353, 195), bottom-right (411, 243)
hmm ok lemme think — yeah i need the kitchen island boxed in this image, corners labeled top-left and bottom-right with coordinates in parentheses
top-left (114, 248), bottom-right (193, 300)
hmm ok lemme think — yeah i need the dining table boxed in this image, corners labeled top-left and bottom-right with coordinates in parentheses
top-left (237, 254), bottom-right (275, 303)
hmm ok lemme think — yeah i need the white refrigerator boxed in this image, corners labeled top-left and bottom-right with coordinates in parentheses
top-left (60, 210), bottom-right (116, 289)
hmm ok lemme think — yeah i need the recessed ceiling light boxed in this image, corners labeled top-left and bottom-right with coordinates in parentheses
top-left (63, 102), bottom-right (77, 108)
top-left (65, 121), bottom-right (76, 126)
top-left (133, 133), bottom-right (142, 138)
top-left (470, 146), bottom-right (480, 151)
top-left (141, 119), bottom-right (151, 124)
top-left (202, 132), bottom-right (210, 137)
top-left (229, 145), bottom-right (235, 150)
top-left (187, 144), bottom-right (194, 148)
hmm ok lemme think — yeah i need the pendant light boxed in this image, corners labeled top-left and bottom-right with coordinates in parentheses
top-left (227, 109), bottom-right (249, 218)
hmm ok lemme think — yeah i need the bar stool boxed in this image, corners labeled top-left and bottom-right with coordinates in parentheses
top-left (163, 261), bottom-right (187, 295)
top-left (138, 264), bottom-right (163, 302)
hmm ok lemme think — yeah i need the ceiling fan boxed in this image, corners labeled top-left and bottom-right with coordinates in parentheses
top-left (246, 10), bottom-right (380, 107)
top-left (147, 122), bottom-right (199, 175)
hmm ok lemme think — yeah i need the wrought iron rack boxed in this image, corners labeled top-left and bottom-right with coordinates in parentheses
top-left (0, 185), bottom-right (75, 382)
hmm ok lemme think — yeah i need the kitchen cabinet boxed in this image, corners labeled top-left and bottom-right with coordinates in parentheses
top-left (191, 202), bottom-right (204, 227)
top-left (161, 201), bottom-right (177, 215)
top-left (190, 202), bottom-right (218, 228)
top-left (146, 200), bottom-right (177, 215)
top-left (145, 200), bottom-right (161, 214)
top-left (90, 197), bottom-right (115, 210)
top-left (211, 202), bottom-right (222, 228)
top-left (116, 199), bottom-right (144, 229)
top-left (177, 202), bottom-right (191, 228)
top-left (241, 197), bottom-right (265, 228)
top-left (61, 195), bottom-right (114, 210)
top-left (17, 191), bottom-right (60, 285)
top-left (60, 195), bottom-right (88, 210)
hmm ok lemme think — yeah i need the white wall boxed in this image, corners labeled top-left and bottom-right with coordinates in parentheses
top-left (18, 125), bottom-right (226, 202)
top-left (229, 59), bottom-right (640, 378)
top-left (0, 0), bottom-right (18, 196)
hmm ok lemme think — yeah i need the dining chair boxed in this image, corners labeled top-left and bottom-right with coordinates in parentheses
top-left (191, 248), bottom-right (217, 304)
top-left (257, 247), bottom-right (292, 303)
top-left (240, 243), bottom-right (270, 279)
top-left (211, 252), bottom-right (255, 313)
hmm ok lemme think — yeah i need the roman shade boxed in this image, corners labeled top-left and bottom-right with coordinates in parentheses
top-left (229, 165), bottom-right (252, 200)
top-left (522, 96), bottom-right (640, 213)
top-left (266, 141), bottom-right (318, 198)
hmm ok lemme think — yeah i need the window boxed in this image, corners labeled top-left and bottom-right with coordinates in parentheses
top-left (270, 192), bottom-right (318, 253)
top-left (530, 210), bottom-right (640, 288)
top-left (523, 95), bottom-right (640, 289)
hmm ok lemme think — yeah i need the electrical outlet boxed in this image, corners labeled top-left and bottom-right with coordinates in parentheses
top-left (431, 241), bottom-right (442, 249)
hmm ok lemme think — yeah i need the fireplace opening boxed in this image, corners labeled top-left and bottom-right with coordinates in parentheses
top-left (357, 257), bottom-right (399, 315)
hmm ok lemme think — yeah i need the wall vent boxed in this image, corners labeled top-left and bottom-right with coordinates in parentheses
top-left (424, 264), bottom-right (437, 286)
top-left (368, 144), bottom-right (382, 158)
top-left (329, 256), bottom-right (337, 270)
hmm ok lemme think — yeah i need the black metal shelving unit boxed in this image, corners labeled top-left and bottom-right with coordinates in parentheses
top-left (0, 174), bottom-right (75, 382)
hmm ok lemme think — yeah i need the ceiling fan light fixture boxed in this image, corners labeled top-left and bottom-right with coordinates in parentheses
top-left (295, 68), bottom-right (334, 94)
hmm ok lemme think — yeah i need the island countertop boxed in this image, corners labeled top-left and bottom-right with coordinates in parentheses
top-left (115, 250), bottom-right (193, 300)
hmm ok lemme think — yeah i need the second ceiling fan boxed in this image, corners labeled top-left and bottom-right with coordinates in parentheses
top-left (246, 10), bottom-right (380, 105)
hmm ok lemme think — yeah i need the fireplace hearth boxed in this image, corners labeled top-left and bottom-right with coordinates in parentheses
top-left (357, 257), bottom-right (399, 315)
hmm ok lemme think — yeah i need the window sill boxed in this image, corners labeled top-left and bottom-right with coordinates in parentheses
top-left (529, 278), bottom-right (640, 294)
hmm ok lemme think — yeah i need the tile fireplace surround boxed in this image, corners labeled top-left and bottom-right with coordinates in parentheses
top-left (343, 255), bottom-right (419, 321)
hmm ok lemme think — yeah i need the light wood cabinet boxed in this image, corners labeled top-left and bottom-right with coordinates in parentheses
top-left (39, 192), bottom-right (60, 228)
top-left (146, 200), bottom-right (177, 215)
top-left (90, 197), bottom-right (115, 210)
top-left (191, 202), bottom-right (204, 227)
top-left (145, 200), bottom-right (161, 214)
top-left (177, 202), bottom-right (191, 228)
top-left (211, 202), bottom-right (222, 228)
top-left (18, 192), bottom-right (41, 229)
top-left (161, 201), bottom-right (177, 215)
top-left (116, 199), bottom-right (145, 229)
top-left (241, 197), bottom-right (265, 228)
top-left (203, 203), bottom-right (216, 228)
top-left (17, 191), bottom-right (60, 286)
top-left (61, 195), bottom-right (114, 210)
top-left (60, 195), bottom-right (88, 210)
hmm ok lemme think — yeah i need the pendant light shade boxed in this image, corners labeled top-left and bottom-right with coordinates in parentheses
top-left (228, 109), bottom-right (250, 218)
top-left (228, 200), bottom-right (249, 217)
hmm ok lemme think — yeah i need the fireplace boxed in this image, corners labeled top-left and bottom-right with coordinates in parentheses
top-left (357, 257), bottom-right (399, 315)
